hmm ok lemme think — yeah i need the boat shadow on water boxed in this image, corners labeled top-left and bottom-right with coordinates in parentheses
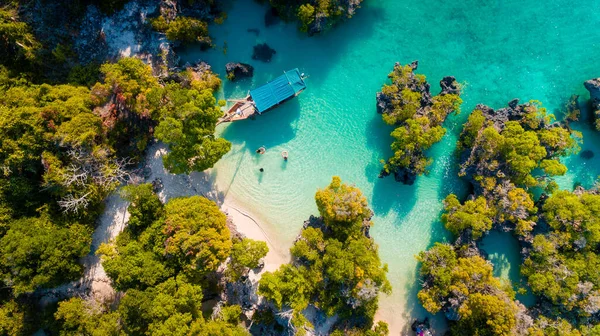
top-left (219, 97), bottom-right (301, 151)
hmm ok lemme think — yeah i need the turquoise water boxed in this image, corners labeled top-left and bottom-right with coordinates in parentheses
top-left (480, 231), bottom-right (537, 307)
top-left (181, 0), bottom-right (600, 330)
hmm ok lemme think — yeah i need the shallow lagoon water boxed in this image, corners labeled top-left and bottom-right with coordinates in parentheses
top-left (181, 0), bottom-right (600, 331)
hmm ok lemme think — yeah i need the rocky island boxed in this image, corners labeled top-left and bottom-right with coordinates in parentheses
top-left (376, 61), bottom-right (462, 184)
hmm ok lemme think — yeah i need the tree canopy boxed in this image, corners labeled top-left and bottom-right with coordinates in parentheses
top-left (416, 243), bottom-right (528, 335)
top-left (377, 62), bottom-right (462, 184)
top-left (522, 189), bottom-right (600, 316)
top-left (258, 177), bottom-right (391, 334)
top-left (0, 215), bottom-right (91, 294)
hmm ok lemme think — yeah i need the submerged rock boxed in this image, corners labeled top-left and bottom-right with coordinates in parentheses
top-left (225, 62), bottom-right (254, 81)
top-left (585, 78), bottom-right (600, 129)
top-left (252, 43), bottom-right (276, 62)
top-left (581, 150), bottom-right (595, 160)
top-left (379, 167), bottom-right (417, 185)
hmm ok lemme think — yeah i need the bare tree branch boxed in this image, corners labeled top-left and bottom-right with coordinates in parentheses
top-left (58, 192), bottom-right (92, 213)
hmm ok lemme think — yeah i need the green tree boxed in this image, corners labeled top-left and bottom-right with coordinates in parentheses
top-left (228, 238), bottom-right (269, 281)
top-left (189, 318), bottom-right (249, 335)
top-left (522, 190), bottom-right (600, 314)
top-left (315, 176), bottom-right (372, 239)
top-left (0, 300), bottom-right (25, 336)
top-left (163, 196), bottom-right (232, 276)
top-left (298, 4), bottom-right (315, 32)
top-left (120, 183), bottom-right (164, 234)
top-left (259, 177), bottom-right (390, 332)
top-left (259, 264), bottom-right (315, 312)
top-left (98, 239), bottom-right (172, 291)
top-left (55, 298), bottom-right (121, 336)
top-left (152, 16), bottom-right (211, 45)
top-left (377, 63), bottom-right (462, 183)
top-left (442, 194), bottom-right (495, 239)
top-left (0, 216), bottom-right (91, 294)
top-left (0, 8), bottom-right (40, 66)
top-left (154, 83), bottom-right (230, 174)
top-left (94, 57), bottom-right (160, 114)
top-left (453, 293), bottom-right (518, 336)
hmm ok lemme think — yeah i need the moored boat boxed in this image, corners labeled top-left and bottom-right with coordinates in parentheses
top-left (218, 68), bottom-right (307, 124)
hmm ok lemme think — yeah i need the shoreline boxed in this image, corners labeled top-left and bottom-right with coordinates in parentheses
top-left (220, 196), bottom-right (290, 274)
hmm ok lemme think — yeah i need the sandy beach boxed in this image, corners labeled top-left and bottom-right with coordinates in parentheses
top-left (38, 141), bottom-right (289, 307)
top-left (144, 142), bottom-right (290, 275)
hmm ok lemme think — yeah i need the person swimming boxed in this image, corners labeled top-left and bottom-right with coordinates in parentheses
top-left (259, 168), bottom-right (264, 172)
top-left (256, 146), bottom-right (266, 154)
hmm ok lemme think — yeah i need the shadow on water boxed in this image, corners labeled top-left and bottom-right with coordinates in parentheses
top-left (220, 97), bottom-right (301, 150)
top-left (480, 230), bottom-right (537, 307)
top-left (372, 177), bottom-right (418, 221)
top-left (560, 103), bottom-right (600, 190)
top-left (400, 213), bottom-right (452, 334)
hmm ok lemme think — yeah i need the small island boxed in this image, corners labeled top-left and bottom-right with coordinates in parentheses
top-left (377, 61), bottom-right (462, 184)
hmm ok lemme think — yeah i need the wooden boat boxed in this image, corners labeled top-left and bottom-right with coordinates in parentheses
top-left (220, 96), bottom-right (256, 124)
top-left (217, 68), bottom-right (307, 125)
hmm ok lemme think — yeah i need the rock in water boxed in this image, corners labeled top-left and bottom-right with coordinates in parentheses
top-left (252, 43), bottom-right (276, 62)
top-left (225, 62), bottom-right (254, 81)
top-left (581, 150), bottom-right (595, 160)
top-left (585, 78), bottom-right (600, 129)
top-left (440, 76), bottom-right (460, 95)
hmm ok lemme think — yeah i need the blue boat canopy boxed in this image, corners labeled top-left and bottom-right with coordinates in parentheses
top-left (250, 69), bottom-right (306, 113)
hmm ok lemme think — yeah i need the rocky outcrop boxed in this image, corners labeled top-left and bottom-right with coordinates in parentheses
top-left (377, 61), bottom-right (462, 185)
top-left (252, 43), bottom-right (276, 62)
top-left (307, 0), bottom-right (363, 36)
top-left (378, 168), bottom-right (417, 185)
top-left (166, 61), bottom-right (219, 89)
top-left (225, 62), bottom-right (254, 81)
top-left (585, 78), bottom-right (600, 130)
top-left (440, 76), bottom-right (461, 95)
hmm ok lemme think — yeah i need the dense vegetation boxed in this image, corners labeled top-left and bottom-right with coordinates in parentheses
top-left (415, 98), bottom-right (599, 335)
top-left (446, 100), bottom-right (579, 241)
top-left (522, 189), bottom-right (600, 318)
top-left (376, 62), bottom-right (462, 185)
top-left (151, 16), bottom-right (212, 46)
top-left (0, 32), bottom-right (229, 333)
top-left (417, 243), bottom-right (529, 335)
top-left (74, 184), bottom-right (264, 334)
top-left (260, 0), bottom-right (364, 35)
top-left (256, 177), bottom-right (391, 335)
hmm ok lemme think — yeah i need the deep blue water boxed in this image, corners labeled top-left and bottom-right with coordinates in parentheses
top-left (181, 0), bottom-right (600, 330)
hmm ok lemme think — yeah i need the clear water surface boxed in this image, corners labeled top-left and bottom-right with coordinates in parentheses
top-left (181, 0), bottom-right (600, 331)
